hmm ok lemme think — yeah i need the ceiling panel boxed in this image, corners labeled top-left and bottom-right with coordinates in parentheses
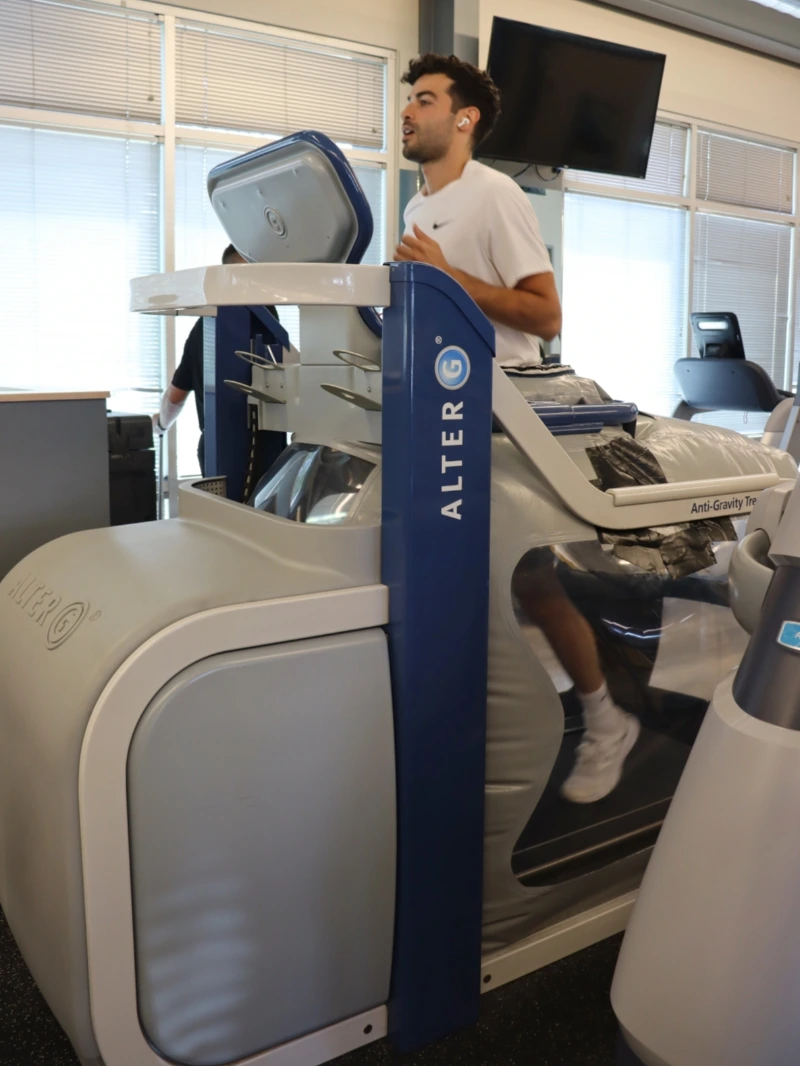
top-left (598, 0), bottom-right (800, 66)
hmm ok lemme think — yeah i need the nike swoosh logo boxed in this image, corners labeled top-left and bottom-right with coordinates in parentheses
top-left (432, 220), bottom-right (452, 229)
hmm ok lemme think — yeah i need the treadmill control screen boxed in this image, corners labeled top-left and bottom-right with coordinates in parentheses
top-left (250, 443), bottom-right (375, 525)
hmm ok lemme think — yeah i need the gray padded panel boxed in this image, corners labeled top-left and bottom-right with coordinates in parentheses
top-left (481, 438), bottom-right (624, 951)
top-left (0, 504), bottom-right (379, 1063)
top-left (128, 630), bottom-right (395, 1065)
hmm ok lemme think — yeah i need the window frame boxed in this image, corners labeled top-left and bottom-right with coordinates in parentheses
top-left (0, 0), bottom-right (397, 501)
top-left (564, 113), bottom-right (799, 394)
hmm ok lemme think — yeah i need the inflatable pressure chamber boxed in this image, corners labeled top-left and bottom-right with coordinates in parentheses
top-left (0, 131), bottom-right (796, 1066)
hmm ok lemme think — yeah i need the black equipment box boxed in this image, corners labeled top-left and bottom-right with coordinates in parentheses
top-left (107, 413), bottom-right (157, 526)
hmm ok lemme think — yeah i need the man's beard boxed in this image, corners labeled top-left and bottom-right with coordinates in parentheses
top-left (402, 133), bottom-right (447, 165)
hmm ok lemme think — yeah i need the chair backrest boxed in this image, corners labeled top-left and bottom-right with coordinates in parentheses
top-left (674, 357), bottom-right (782, 413)
top-left (689, 311), bottom-right (745, 360)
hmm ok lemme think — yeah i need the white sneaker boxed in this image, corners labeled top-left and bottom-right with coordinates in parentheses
top-left (560, 712), bottom-right (641, 804)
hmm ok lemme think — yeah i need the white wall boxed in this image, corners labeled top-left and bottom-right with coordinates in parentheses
top-left (529, 189), bottom-right (563, 293)
top-left (479, 0), bottom-right (800, 145)
top-left (167, 0), bottom-right (417, 165)
top-left (527, 188), bottom-right (563, 355)
top-left (167, 0), bottom-right (416, 57)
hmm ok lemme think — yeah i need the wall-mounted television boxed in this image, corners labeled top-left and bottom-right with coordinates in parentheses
top-left (477, 18), bottom-right (666, 179)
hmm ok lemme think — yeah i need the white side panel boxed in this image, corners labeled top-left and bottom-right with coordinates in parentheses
top-left (481, 892), bottom-right (636, 993)
top-left (240, 1007), bottom-right (387, 1066)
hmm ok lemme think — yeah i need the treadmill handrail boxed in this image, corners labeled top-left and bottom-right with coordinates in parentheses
top-left (607, 475), bottom-right (778, 506)
top-left (130, 263), bottom-right (391, 314)
top-left (491, 362), bottom-right (782, 530)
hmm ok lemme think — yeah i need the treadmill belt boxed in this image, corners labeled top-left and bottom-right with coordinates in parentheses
top-left (512, 726), bottom-right (691, 887)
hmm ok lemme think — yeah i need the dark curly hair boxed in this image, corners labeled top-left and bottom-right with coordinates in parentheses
top-left (402, 53), bottom-right (501, 147)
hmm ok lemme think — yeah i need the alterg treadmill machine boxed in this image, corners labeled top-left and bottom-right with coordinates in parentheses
top-left (0, 131), bottom-right (796, 1066)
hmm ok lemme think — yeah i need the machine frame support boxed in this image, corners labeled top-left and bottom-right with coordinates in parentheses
top-left (381, 262), bottom-right (494, 1051)
top-left (203, 305), bottom-right (288, 501)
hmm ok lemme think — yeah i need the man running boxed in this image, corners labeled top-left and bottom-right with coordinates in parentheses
top-left (395, 53), bottom-right (639, 803)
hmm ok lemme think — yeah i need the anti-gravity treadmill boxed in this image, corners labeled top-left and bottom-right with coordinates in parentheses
top-left (0, 131), bottom-right (795, 1066)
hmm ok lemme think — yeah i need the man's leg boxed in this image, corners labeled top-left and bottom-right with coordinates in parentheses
top-left (522, 578), bottom-right (604, 695)
top-left (514, 550), bottom-right (640, 803)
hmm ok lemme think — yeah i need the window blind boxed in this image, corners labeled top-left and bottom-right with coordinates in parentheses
top-left (0, 125), bottom-right (161, 407)
top-left (562, 193), bottom-right (688, 415)
top-left (696, 130), bottom-right (795, 215)
top-left (693, 212), bottom-right (791, 378)
top-left (567, 122), bottom-right (688, 197)
top-left (350, 163), bottom-right (386, 266)
top-left (175, 19), bottom-right (385, 150)
top-left (691, 211), bottom-right (791, 433)
top-left (0, 0), bottom-right (161, 122)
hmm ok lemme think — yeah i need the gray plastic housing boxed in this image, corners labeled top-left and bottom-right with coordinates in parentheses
top-left (728, 529), bottom-right (773, 633)
top-left (612, 681), bottom-right (800, 1066)
top-left (208, 138), bottom-right (359, 265)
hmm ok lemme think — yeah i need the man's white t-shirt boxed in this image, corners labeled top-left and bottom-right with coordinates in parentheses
top-left (403, 160), bottom-right (553, 368)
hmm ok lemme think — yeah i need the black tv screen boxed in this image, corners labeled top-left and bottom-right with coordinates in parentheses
top-left (478, 18), bottom-right (666, 179)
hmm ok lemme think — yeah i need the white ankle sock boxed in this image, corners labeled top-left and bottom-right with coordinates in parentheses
top-left (578, 682), bottom-right (626, 735)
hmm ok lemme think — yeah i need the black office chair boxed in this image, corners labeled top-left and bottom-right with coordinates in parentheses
top-left (673, 312), bottom-right (791, 420)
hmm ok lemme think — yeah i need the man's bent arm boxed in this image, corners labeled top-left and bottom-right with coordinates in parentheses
top-left (447, 268), bottom-right (562, 341)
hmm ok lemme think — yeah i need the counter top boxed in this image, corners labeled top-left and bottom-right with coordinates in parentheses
top-left (0, 391), bottom-right (110, 403)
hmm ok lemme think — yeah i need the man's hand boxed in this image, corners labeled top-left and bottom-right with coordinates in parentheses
top-left (394, 224), bottom-right (451, 272)
top-left (394, 226), bottom-right (562, 340)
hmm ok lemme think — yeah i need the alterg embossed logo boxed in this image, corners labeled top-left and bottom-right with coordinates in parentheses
top-left (6, 573), bottom-right (96, 650)
top-left (47, 601), bottom-right (89, 649)
top-left (264, 207), bottom-right (287, 237)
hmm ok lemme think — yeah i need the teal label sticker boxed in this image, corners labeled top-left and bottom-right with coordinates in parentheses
top-left (777, 621), bottom-right (800, 652)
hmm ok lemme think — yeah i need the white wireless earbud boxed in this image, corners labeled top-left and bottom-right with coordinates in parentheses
top-left (458, 117), bottom-right (470, 128)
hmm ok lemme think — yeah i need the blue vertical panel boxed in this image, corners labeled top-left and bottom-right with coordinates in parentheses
top-left (204, 305), bottom-right (289, 501)
top-left (248, 305), bottom-right (291, 354)
top-left (382, 261), bottom-right (495, 1052)
top-left (203, 306), bottom-right (252, 502)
